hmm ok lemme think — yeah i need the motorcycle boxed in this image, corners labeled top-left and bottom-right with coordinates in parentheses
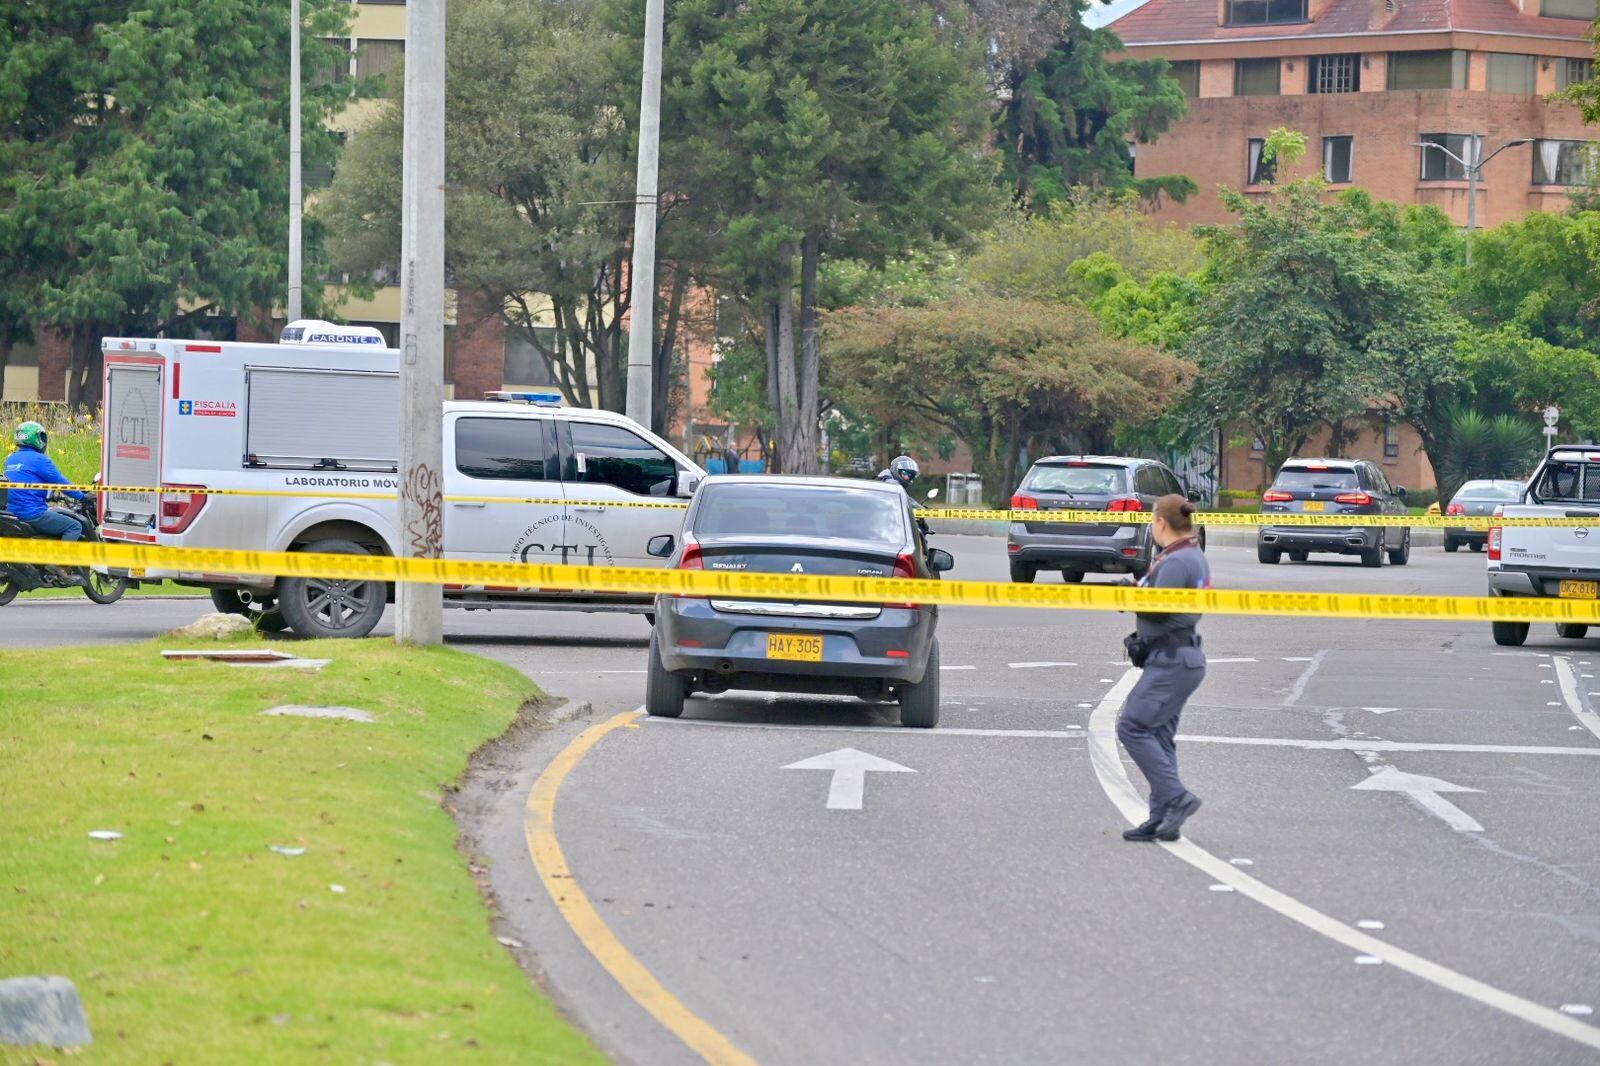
top-left (0, 493), bottom-right (131, 607)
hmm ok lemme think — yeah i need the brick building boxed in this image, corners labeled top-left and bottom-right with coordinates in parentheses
top-left (1109, 0), bottom-right (1597, 226)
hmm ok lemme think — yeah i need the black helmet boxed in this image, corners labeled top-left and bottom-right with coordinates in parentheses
top-left (888, 455), bottom-right (918, 489)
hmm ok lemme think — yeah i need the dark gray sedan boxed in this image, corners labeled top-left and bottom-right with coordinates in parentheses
top-left (1444, 479), bottom-right (1523, 552)
top-left (645, 476), bottom-right (952, 727)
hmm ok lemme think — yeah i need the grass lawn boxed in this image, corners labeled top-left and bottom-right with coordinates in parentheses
top-left (17, 580), bottom-right (204, 600)
top-left (0, 637), bottom-right (602, 1064)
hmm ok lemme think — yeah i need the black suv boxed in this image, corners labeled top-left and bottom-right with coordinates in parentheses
top-left (1257, 458), bottom-right (1410, 567)
top-left (1006, 456), bottom-right (1204, 583)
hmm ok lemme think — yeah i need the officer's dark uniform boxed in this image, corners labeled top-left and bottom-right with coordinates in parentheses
top-left (1117, 535), bottom-right (1209, 821)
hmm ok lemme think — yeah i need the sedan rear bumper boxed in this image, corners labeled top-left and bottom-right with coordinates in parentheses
top-left (1445, 527), bottom-right (1487, 543)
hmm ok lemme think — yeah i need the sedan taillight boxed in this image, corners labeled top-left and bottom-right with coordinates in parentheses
top-left (885, 552), bottom-right (918, 609)
top-left (1446, 503), bottom-right (1465, 515)
top-left (1011, 494), bottom-right (1038, 509)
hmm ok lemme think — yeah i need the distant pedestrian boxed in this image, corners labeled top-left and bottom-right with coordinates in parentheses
top-left (722, 445), bottom-right (740, 475)
top-left (1117, 494), bottom-right (1210, 842)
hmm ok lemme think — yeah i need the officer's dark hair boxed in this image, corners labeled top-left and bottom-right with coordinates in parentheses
top-left (1153, 493), bottom-right (1196, 533)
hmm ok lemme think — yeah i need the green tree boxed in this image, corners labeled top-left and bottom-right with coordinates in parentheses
top-left (1455, 210), bottom-right (1600, 353)
top-left (1186, 181), bottom-right (1459, 488)
top-left (1458, 324), bottom-right (1600, 439)
top-left (0, 0), bottom-right (354, 405)
top-left (1430, 403), bottom-right (1543, 502)
top-left (826, 297), bottom-right (1191, 499)
top-left (616, 0), bottom-right (997, 473)
top-left (994, 1), bottom-right (1192, 209)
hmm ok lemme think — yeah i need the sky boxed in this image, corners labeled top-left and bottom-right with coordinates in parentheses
top-left (1085, 0), bottom-right (1154, 28)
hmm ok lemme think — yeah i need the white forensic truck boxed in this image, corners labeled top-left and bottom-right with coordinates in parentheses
top-left (1487, 444), bottom-right (1600, 647)
top-left (99, 322), bottom-right (704, 638)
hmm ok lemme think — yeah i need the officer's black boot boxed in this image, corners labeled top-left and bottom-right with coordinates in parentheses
top-left (1122, 812), bottom-right (1165, 842)
top-left (1155, 792), bottom-right (1202, 841)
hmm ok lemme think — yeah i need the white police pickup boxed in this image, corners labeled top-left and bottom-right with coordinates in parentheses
top-left (1487, 445), bottom-right (1600, 646)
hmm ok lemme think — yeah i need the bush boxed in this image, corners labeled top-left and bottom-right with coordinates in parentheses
top-left (1404, 488), bottom-right (1440, 511)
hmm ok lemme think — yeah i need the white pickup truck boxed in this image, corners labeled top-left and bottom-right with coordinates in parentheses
top-left (1487, 445), bottom-right (1600, 646)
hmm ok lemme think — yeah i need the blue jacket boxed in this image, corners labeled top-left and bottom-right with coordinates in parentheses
top-left (3, 448), bottom-right (84, 520)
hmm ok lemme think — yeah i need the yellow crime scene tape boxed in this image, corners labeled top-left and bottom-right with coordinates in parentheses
top-left (6, 536), bottom-right (1598, 624)
top-left (6, 482), bottom-right (1584, 529)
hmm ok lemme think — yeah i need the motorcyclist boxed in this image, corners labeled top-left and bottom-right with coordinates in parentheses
top-left (877, 454), bottom-right (932, 537)
top-left (3, 421), bottom-right (90, 541)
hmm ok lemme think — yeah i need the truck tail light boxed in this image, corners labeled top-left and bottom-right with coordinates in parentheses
top-left (1011, 494), bottom-right (1037, 509)
top-left (1262, 490), bottom-right (1293, 503)
top-left (1488, 526), bottom-right (1502, 561)
top-left (1107, 497), bottom-right (1144, 512)
top-left (1446, 503), bottom-right (1465, 515)
top-left (1333, 492), bottom-right (1373, 506)
top-left (159, 485), bottom-right (207, 534)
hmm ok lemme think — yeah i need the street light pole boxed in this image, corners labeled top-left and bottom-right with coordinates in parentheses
top-left (624, 0), bottom-right (665, 429)
top-left (1410, 137), bottom-right (1531, 267)
top-left (287, 0), bottom-right (303, 323)
top-left (395, 0), bottom-right (447, 646)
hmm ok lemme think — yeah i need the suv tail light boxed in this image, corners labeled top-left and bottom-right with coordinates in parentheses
top-left (1262, 490), bottom-right (1293, 503)
top-left (1107, 497), bottom-right (1144, 512)
top-left (886, 552), bottom-right (918, 609)
top-left (1446, 503), bottom-right (1465, 516)
top-left (158, 484), bottom-right (207, 534)
top-left (1333, 492), bottom-right (1374, 506)
top-left (1011, 494), bottom-right (1038, 509)
top-left (1488, 525), bottom-right (1502, 561)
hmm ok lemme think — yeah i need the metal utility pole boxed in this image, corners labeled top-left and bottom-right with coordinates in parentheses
top-left (395, 0), bottom-right (447, 646)
top-left (1411, 136), bottom-right (1530, 266)
top-left (624, 0), bottom-right (664, 428)
top-left (287, 0), bottom-right (303, 323)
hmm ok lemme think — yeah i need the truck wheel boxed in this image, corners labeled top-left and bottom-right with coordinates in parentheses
top-left (277, 539), bottom-right (386, 640)
top-left (1492, 620), bottom-right (1530, 647)
top-left (1557, 623), bottom-right (1589, 640)
top-left (1257, 545), bottom-right (1281, 565)
top-left (1008, 561), bottom-right (1036, 583)
top-left (898, 640), bottom-right (941, 729)
top-left (1444, 538), bottom-right (1459, 553)
top-left (1388, 530), bottom-right (1410, 566)
top-left (645, 631), bottom-right (686, 718)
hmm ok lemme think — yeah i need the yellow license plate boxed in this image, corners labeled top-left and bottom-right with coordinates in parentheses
top-left (1559, 580), bottom-right (1598, 599)
top-left (767, 634), bottom-right (824, 661)
top-left (1302, 501), bottom-right (1325, 512)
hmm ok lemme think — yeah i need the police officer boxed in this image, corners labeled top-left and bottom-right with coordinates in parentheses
top-left (1118, 493), bottom-right (1209, 842)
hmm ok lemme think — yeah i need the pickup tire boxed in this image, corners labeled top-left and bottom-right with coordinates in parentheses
top-left (1492, 620), bottom-right (1530, 647)
top-left (1387, 530), bottom-right (1410, 566)
top-left (277, 539), bottom-right (386, 640)
top-left (1557, 623), bottom-right (1589, 640)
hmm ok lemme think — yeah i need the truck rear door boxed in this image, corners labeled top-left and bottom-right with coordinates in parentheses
top-left (102, 357), bottom-right (164, 540)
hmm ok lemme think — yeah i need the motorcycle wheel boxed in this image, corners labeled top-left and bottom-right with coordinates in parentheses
top-left (0, 575), bottom-right (17, 607)
top-left (82, 569), bottom-right (128, 605)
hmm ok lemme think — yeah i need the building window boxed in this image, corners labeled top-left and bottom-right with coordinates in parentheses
top-left (1323, 135), bottom-right (1353, 183)
top-left (311, 38), bottom-right (352, 87)
top-left (1247, 138), bottom-right (1276, 184)
top-left (1543, 0), bottom-right (1597, 18)
top-left (1309, 54), bottom-right (1360, 93)
top-left (1559, 58), bottom-right (1594, 90)
top-left (1234, 58), bottom-right (1281, 96)
top-left (1168, 60), bottom-right (1200, 98)
top-left (1533, 139), bottom-right (1593, 186)
top-left (1383, 418), bottom-right (1400, 460)
top-left (1388, 50), bottom-right (1466, 91)
top-left (1224, 0), bottom-right (1307, 25)
top-left (1418, 133), bottom-right (1480, 180)
top-left (355, 38), bottom-right (405, 89)
top-left (1485, 53), bottom-right (1535, 94)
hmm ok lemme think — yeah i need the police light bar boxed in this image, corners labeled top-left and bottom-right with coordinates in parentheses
top-left (279, 319), bottom-right (388, 347)
top-left (485, 390), bottom-right (563, 407)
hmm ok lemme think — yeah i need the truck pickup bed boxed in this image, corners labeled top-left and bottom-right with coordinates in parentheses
top-left (1487, 446), bottom-right (1600, 646)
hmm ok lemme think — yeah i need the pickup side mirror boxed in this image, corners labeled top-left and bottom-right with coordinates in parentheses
top-left (926, 548), bottom-right (955, 573)
top-left (676, 470), bottom-right (701, 497)
top-left (647, 534), bottom-right (676, 558)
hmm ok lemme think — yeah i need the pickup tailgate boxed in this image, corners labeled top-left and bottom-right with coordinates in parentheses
top-left (1499, 505), bottom-right (1600, 572)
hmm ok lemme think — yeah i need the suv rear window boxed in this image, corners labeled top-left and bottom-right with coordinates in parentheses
top-left (1455, 481), bottom-right (1521, 501)
top-left (694, 484), bottom-right (906, 543)
top-left (1274, 468), bottom-right (1359, 490)
top-left (1024, 464), bottom-right (1128, 495)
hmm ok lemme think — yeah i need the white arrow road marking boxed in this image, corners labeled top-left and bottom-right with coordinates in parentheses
top-left (1350, 766), bottom-right (1484, 832)
top-left (1362, 706), bottom-right (1400, 715)
top-left (1553, 657), bottom-right (1600, 743)
top-left (1008, 661), bottom-right (1077, 669)
top-left (782, 748), bottom-right (915, 810)
top-left (1085, 668), bottom-right (1600, 1053)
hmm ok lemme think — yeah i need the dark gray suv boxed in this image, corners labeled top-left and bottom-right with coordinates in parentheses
top-left (1005, 456), bottom-right (1202, 583)
top-left (1257, 458), bottom-right (1410, 567)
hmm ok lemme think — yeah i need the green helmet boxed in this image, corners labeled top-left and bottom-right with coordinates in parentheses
top-left (14, 421), bottom-right (47, 451)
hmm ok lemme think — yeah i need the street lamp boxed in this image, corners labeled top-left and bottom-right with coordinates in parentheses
top-left (1410, 136), bottom-right (1532, 265)
top-left (1544, 404), bottom-right (1561, 451)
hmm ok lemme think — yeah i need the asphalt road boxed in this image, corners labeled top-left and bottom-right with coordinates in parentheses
top-left (7, 538), bottom-right (1600, 1064)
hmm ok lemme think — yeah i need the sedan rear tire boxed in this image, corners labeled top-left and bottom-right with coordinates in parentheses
top-left (898, 640), bottom-right (940, 729)
top-left (645, 631), bottom-right (687, 718)
top-left (1444, 538), bottom-right (1459, 553)
top-left (1556, 623), bottom-right (1589, 640)
top-left (1492, 620), bottom-right (1530, 647)
top-left (1008, 560), bottom-right (1036, 584)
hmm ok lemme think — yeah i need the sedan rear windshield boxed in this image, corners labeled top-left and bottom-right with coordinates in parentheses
top-left (1454, 481), bottom-right (1521, 501)
top-left (693, 483), bottom-right (906, 543)
top-left (1274, 469), bottom-right (1359, 490)
top-left (1024, 464), bottom-right (1128, 495)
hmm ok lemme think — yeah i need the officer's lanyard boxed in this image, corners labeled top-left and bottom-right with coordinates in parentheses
top-left (1139, 535), bottom-right (1202, 588)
